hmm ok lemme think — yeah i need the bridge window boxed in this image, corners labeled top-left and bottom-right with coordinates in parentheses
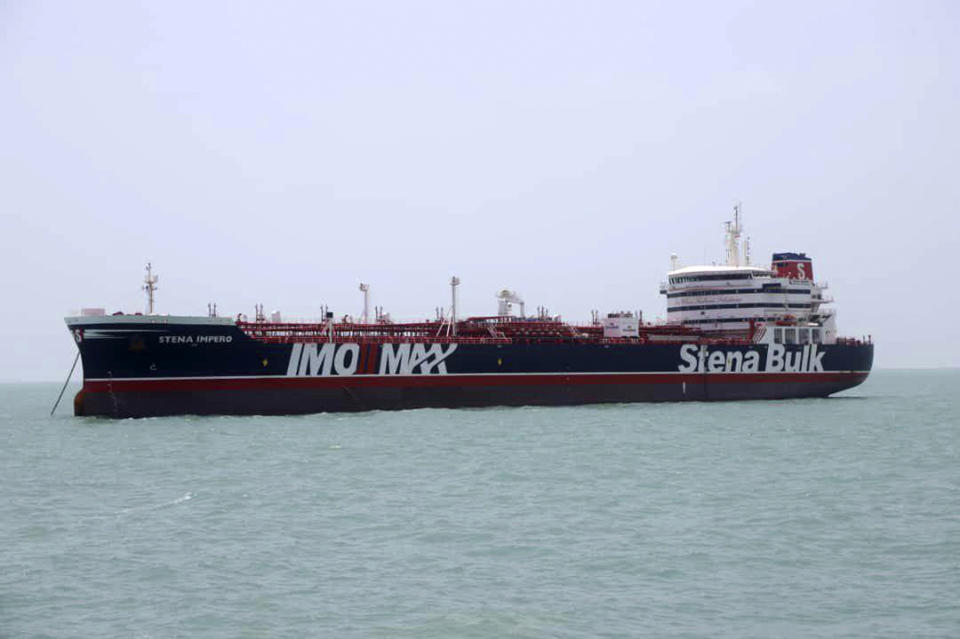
top-left (812, 329), bottom-right (822, 344)
top-left (798, 329), bottom-right (810, 344)
top-left (783, 328), bottom-right (797, 344)
top-left (774, 327), bottom-right (783, 344)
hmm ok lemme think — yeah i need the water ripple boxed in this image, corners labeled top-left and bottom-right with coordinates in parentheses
top-left (1, 371), bottom-right (959, 637)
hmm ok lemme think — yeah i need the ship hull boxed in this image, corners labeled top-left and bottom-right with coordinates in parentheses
top-left (67, 317), bottom-right (873, 418)
top-left (74, 372), bottom-right (870, 418)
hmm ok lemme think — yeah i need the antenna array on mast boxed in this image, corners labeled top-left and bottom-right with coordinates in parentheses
top-left (724, 203), bottom-right (748, 267)
top-left (143, 262), bottom-right (159, 315)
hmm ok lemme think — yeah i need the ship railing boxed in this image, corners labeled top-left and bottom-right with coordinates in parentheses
top-left (243, 334), bottom-right (514, 345)
top-left (237, 319), bottom-right (763, 346)
top-left (242, 333), bottom-right (781, 347)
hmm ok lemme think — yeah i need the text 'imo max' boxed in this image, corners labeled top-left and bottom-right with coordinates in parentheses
top-left (286, 343), bottom-right (457, 376)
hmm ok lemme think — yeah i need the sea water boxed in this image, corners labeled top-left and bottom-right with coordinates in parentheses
top-left (2, 370), bottom-right (958, 638)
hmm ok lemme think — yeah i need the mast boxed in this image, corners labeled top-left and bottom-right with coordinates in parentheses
top-left (142, 262), bottom-right (159, 315)
top-left (450, 276), bottom-right (460, 336)
top-left (359, 283), bottom-right (370, 324)
top-left (724, 203), bottom-right (744, 267)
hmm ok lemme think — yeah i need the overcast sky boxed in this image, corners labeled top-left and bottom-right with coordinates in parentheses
top-left (2, 0), bottom-right (958, 381)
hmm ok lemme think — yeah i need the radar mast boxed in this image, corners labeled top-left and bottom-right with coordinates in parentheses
top-left (724, 203), bottom-right (746, 266)
top-left (143, 263), bottom-right (159, 315)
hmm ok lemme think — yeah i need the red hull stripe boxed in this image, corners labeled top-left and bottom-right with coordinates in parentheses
top-left (83, 372), bottom-right (869, 393)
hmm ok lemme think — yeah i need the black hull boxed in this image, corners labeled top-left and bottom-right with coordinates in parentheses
top-left (73, 373), bottom-right (870, 418)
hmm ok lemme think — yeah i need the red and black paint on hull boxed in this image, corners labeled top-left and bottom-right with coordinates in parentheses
top-left (67, 318), bottom-right (873, 418)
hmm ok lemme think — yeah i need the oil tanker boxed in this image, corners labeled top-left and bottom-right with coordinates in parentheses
top-left (65, 209), bottom-right (872, 417)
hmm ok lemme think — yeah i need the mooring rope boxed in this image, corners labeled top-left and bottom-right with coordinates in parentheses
top-left (50, 351), bottom-right (80, 416)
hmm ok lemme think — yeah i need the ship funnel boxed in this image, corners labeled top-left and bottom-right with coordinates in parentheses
top-left (772, 252), bottom-right (814, 281)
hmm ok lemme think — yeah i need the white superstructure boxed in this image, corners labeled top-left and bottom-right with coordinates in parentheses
top-left (660, 207), bottom-right (835, 343)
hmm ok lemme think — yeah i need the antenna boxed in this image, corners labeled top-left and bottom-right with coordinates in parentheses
top-left (450, 276), bottom-right (460, 336)
top-left (359, 282), bottom-right (370, 324)
top-left (142, 262), bottom-right (159, 314)
top-left (724, 202), bottom-right (744, 266)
